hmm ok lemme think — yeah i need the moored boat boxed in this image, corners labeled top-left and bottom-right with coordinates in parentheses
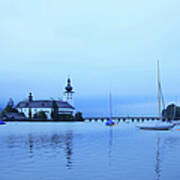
top-left (137, 122), bottom-right (175, 130)
top-left (106, 120), bottom-right (115, 126)
top-left (0, 119), bottom-right (6, 125)
top-left (137, 61), bottom-right (175, 131)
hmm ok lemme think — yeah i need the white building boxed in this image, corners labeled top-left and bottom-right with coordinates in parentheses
top-left (16, 78), bottom-right (75, 120)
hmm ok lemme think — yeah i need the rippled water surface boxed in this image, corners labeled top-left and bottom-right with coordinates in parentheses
top-left (0, 122), bottom-right (180, 180)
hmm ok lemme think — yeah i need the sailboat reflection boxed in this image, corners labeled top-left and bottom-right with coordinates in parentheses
top-left (155, 136), bottom-right (161, 180)
top-left (108, 128), bottom-right (113, 167)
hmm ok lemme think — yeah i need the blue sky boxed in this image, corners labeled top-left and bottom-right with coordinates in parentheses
top-left (0, 0), bottom-right (180, 116)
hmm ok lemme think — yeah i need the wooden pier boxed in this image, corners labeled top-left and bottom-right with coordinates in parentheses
top-left (84, 116), bottom-right (160, 122)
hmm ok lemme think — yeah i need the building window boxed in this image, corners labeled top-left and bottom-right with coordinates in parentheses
top-left (58, 111), bottom-right (72, 115)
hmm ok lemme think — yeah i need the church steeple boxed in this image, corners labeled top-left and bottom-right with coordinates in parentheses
top-left (64, 78), bottom-right (74, 105)
top-left (65, 78), bottom-right (73, 92)
top-left (28, 92), bottom-right (33, 102)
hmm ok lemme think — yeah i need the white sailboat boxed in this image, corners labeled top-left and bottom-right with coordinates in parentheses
top-left (137, 61), bottom-right (175, 130)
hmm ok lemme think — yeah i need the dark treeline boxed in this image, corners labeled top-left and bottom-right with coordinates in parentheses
top-left (162, 104), bottom-right (180, 120)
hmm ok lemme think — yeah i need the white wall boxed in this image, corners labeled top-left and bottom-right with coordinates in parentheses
top-left (58, 108), bottom-right (74, 115)
top-left (17, 107), bottom-right (74, 119)
top-left (17, 108), bottom-right (52, 119)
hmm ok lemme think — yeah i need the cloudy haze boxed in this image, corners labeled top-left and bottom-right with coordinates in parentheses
top-left (0, 0), bottom-right (180, 116)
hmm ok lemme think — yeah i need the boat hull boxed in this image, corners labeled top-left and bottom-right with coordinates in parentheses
top-left (0, 122), bottom-right (6, 125)
top-left (137, 124), bottom-right (175, 131)
top-left (105, 120), bottom-right (115, 126)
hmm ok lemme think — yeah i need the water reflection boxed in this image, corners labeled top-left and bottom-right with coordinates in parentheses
top-left (3, 123), bottom-right (180, 180)
top-left (6, 131), bottom-right (74, 169)
top-left (65, 131), bottom-right (73, 169)
top-left (154, 133), bottom-right (180, 180)
top-left (108, 128), bottom-right (113, 167)
top-left (155, 136), bottom-right (161, 180)
top-left (163, 136), bottom-right (180, 149)
top-left (28, 134), bottom-right (33, 158)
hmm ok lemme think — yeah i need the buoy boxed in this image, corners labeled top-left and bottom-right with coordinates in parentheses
top-left (0, 119), bottom-right (6, 125)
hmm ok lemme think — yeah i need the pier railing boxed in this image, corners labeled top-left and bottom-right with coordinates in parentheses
top-left (84, 116), bottom-right (161, 122)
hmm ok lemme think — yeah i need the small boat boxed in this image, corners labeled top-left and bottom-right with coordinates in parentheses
top-left (0, 119), bottom-right (6, 125)
top-left (137, 61), bottom-right (175, 131)
top-left (106, 120), bottom-right (115, 126)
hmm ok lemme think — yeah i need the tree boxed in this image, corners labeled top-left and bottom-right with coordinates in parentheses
top-left (28, 108), bottom-right (32, 120)
top-left (51, 100), bottom-right (59, 121)
top-left (1, 98), bottom-right (18, 117)
top-left (162, 104), bottom-right (180, 120)
top-left (74, 112), bottom-right (84, 121)
top-left (33, 111), bottom-right (47, 120)
top-left (8, 98), bottom-right (14, 107)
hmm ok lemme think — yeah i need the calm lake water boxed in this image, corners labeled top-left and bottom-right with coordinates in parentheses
top-left (0, 121), bottom-right (180, 180)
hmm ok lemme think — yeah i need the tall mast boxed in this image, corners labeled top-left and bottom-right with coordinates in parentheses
top-left (157, 60), bottom-right (161, 119)
top-left (109, 92), bottom-right (113, 121)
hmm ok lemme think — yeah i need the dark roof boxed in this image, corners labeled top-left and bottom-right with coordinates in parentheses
top-left (4, 112), bottom-right (26, 120)
top-left (16, 100), bottom-right (75, 110)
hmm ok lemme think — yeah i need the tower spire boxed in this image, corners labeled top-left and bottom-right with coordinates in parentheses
top-left (64, 77), bottom-right (74, 105)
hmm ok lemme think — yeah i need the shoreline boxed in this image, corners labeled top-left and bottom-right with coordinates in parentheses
top-left (4, 120), bottom-right (85, 122)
